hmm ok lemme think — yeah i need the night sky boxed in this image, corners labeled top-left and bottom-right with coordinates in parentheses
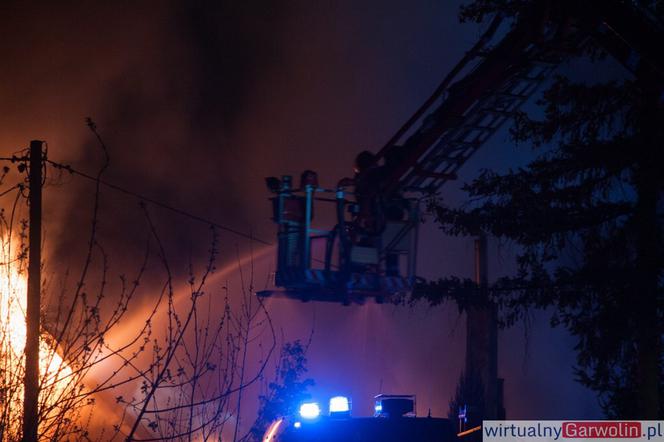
top-left (0, 0), bottom-right (606, 437)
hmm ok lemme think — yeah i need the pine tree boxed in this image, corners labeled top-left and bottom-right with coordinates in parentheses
top-left (247, 341), bottom-right (313, 441)
top-left (416, 1), bottom-right (664, 418)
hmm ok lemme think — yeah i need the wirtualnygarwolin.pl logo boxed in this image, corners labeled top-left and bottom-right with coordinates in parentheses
top-left (483, 421), bottom-right (664, 441)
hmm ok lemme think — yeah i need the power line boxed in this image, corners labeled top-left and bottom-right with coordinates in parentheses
top-left (46, 159), bottom-right (272, 246)
top-left (0, 155), bottom-right (28, 162)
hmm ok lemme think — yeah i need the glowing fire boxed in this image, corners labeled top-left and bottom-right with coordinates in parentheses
top-left (0, 261), bottom-right (72, 437)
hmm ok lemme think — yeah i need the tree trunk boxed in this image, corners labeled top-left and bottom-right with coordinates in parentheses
top-left (633, 135), bottom-right (661, 418)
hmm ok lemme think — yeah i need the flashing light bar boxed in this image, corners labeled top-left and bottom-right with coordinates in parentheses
top-left (329, 396), bottom-right (351, 414)
top-left (299, 402), bottom-right (321, 419)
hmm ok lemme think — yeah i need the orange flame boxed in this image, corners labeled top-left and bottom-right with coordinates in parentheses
top-left (0, 261), bottom-right (72, 437)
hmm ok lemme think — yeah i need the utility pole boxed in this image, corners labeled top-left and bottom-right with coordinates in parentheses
top-left (465, 234), bottom-right (503, 420)
top-left (23, 140), bottom-right (42, 442)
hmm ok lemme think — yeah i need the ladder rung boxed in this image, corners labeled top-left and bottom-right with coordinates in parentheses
top-left (513, 71), bottom-right (550, 82)
top-left (463, 125), bottom-right (496, 132)
top-left (494, 92), bottom-right (530, 100)
top-left (447, 140), bottom-right (481, 149)
top-left (412, 167), bottom-right (458, 180)
top-left (428, 155), bottom-right (466, 164)
top-left (481, 108), bottom-right (516, 117)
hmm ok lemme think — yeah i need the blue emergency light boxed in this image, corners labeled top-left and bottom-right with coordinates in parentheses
top-left (299, 402), bottom-right (321, 419)
top-left (329, 396), bottom-right (351, 413)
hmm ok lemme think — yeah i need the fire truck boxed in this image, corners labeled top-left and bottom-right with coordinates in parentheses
top-left (259, 1), bottom-right (662, 440)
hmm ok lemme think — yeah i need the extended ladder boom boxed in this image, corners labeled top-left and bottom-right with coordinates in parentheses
top-left (375, 0), bottom-right (663, 197)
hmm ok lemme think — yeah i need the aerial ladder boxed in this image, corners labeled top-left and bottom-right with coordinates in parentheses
top-left (259, 0), bottom-right (663, 305)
